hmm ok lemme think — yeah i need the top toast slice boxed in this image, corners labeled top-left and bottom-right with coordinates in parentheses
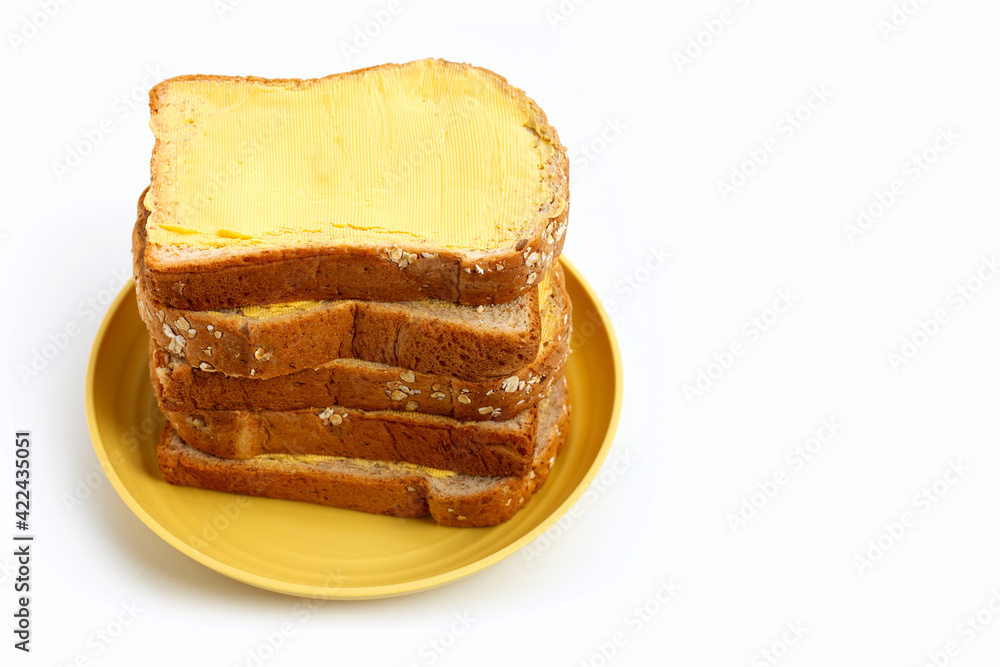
top-left (134, 196), bottom-right (573, 381)
top-left (143, 59), bottom-right (569, 309)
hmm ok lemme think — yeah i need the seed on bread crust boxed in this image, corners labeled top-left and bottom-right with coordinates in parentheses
top-left (457, 395), bottom-right (471, 404)
top-left (397, 251), bottom-right (418, 268)
top-left (167, 334), bottom-right (186, 355)
top-left (318, 408), bottom-right (343, 426)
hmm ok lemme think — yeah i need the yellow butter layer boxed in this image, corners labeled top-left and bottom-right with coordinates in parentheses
top-left (236, 301), bottom-right (324, 319)
top-left (256, 452), bottom-right (456, 478)
top-left (147, 60), bottom-right (556, 251)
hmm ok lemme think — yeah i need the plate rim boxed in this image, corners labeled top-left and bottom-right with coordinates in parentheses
top-left (85, 256), bottom-right (623, 599)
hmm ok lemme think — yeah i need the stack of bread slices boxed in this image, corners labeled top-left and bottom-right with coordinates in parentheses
top-left (132, 60), bottom-right (572, 526)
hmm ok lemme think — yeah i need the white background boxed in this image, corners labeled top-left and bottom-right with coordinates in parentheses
top-left (3, 0), bottom-right (1000, 665)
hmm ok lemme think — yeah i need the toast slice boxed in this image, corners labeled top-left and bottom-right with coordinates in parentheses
top-left (142, 60), bottom-right (569, 310)
top-left (136, 208), bottom-right (569, 381)
top-left (148, 264), bottom-right (569, 419)
top-left (150, 296), bottom-right (567, 422)
top-left (157, 378), bottom-right (570, 526)
top-left (158, 373), bottom-right (564, 476)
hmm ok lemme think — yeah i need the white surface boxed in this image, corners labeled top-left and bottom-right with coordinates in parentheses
top-left (3, 0), bottom-right (1000, 664)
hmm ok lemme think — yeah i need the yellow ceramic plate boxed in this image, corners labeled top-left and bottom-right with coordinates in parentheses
top-left (85, 258), bottom-right (622, 599)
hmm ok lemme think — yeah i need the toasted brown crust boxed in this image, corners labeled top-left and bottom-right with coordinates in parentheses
top-left (157, 378), bottom-right (570, 526)
top-left (151, 313), bottom-right (568, 422)
top-left (160, 393), bottom-right (541, 477)
top-left (142, 62), bottom-right (569, 309)
top-left (136, 211), bottom-right (571, 381)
